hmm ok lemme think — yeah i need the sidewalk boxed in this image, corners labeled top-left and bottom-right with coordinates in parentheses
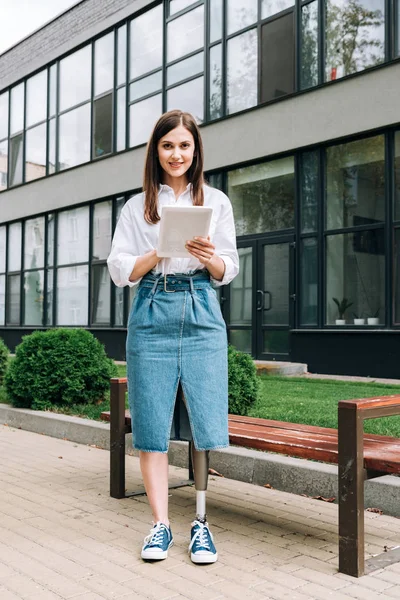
top-left (1, 426), bottom-right (400, 600)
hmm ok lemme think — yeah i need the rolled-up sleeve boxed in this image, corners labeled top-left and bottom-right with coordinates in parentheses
top-left (107, 204), bottom-right (140, 287)
top-left (211, 195), bottom-right (239, 287)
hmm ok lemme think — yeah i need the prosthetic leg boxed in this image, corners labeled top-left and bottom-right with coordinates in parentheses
top-left (191, 446), bottom-right (210, 523)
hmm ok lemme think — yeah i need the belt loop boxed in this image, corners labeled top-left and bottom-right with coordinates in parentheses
top-left (189, 275), bottom-right (194, 294)
top-left (150, 274), bottom-right (162, 296)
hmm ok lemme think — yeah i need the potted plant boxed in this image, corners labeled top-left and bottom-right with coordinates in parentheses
top-left (367, 308), bottom-right (380, 326)
top-left (332, 297), bottom-right (353, 325)
top-left (352, 312), bottom-right (365, 325)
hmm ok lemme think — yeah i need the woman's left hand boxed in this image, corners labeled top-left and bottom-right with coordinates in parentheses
top-left (185, 236), bottom-right (215, 265)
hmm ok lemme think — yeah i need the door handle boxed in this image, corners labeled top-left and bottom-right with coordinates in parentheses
top-left (256, 290), bottom-right (264, 311)
top-left (264, 291), bottom-right (272, 311)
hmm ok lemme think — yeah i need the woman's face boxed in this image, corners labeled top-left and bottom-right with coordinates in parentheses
top-left (157, 125), bottom-right (195, 182)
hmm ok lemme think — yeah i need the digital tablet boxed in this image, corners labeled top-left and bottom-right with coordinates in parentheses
top-left (157, 205), bottom-right (213, 258)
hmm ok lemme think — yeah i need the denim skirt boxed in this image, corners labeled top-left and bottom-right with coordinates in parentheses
top-left (126, 271), bottom-right (229, 453)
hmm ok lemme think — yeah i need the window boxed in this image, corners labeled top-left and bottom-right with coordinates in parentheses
top-left (394, 131), bottom-right (400, 220)
top-left (57, 207), bottom-right (89, 266)
top-left (93, 94), bottom-right (113, 158)
top-left (130, 94), bottom-right (162, 147)
top-left (48, 118), bottom-right (56, 174)
top-left (167, 77), bottom-right (204, 123)
top-left (26, 70), bottom-right (47, 128)
top-left (300, 150), bottom-right (319, 234)
top-left (25, 124), bottom-right (46, 182)
top-left (261, 12), bottom-right (295, 103)
top-left (262, 0), bottom-right (294, 19)
top-left (130, 5), bottom-right (163, 79)
top-left (92, 201), bottom-right (112, 260)
top-left (210, 0), bottom-right (223, 43)
top-left (326, 136), bottom-right (385, 230)
top-left (57, 265), bottom-right (89, 326)
top-left (6, 223), bottom-right (22, 326)
top-left (117, 87), bottom-right (126, 152)
top-left (60, 46), bottom-right (91, 112)
top-left (10, 84), bottom-right (24, 136)
top-left (0, 92), bottom-right (8, 141)
top-left (170, 0), bottom-right (197, 15)
top-left (58, 104), bottom-right (91, 170)
top-left (301, 0), bottom-right (319, 90)
top-left (49, 64), bottom-right (57, 118)
top-left (326, 231), bottom-right (385, 325)
top-left (117, 25), bottom-right (127, 86)
top-left (167, 52), bottom-right (204, 86)
top-left (227, 29), bottom-right (258, 114)
top-left (209, 44), bottom-right (222, 120)
top-left (228, 157), bottom-right (295, 235)
top-left (94, 33), bottom-right (114, 96)
top-left (24, 270), bottom-right (44, 326)
top-left (0, 140), bottom-right (8, 191)
top-left (300, 238), bottom-right (318, 326)
top-left (325, 0), bottom-right (385, 82)
top-left (130, 72), bottom-right (162, 101)
top-left (0, 227), bottom-right (5, 326)
top-left (227, 0), bottom-right (257, 35)
top-left (24, 217), bottom-right (45, 270)
top-left (91, 264), bottom-right (111, 325)
top-left (9, 134), bottom-right (23, 186)
top-left (167, 6), bottom-right (204, 62)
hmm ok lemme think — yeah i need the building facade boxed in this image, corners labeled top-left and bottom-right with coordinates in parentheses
top-left (0, 0), bottom-right (400, 377)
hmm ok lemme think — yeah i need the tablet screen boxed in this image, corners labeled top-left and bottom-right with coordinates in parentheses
top-left (157, 205), bottom-right (213, 258)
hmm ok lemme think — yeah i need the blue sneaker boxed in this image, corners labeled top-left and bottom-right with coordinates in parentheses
top-left (189, 520), bottom-right (218, 564)
top-left (141, 522), bottom-right (173, 560)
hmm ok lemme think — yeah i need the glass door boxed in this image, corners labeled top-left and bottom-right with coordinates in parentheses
top-left (224, 235), bottom-right (295, 359)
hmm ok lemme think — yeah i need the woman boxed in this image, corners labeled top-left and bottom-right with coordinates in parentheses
top-left (107, 110), bottom-right (239, 563)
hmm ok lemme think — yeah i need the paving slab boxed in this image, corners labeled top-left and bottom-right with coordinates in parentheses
top-left (1, 424), bottom-right (400, 599)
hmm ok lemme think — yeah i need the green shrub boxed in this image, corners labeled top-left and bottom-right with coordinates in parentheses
top-left (5, 329), bottom-right (118, 410)
top-left (0, 338), bottom-right (10, 386)
top-left (228, 345), bottom-right (259, 415)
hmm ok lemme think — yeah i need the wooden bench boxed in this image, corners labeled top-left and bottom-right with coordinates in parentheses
top-left (101, 377), bottom-right (400, 578)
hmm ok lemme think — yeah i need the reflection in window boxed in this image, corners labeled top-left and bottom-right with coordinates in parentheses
top-left (8, 223), bottom-right (22, 272)
top-left (115, 285), bottom-right (124, 326)
top-left (300, 238), bottom-right (318, 325)
top-left (57, 265), bottom-right (88, 326)
top-left (9, 134), bottom-right (23, 186)
top-left (0, 140), bottom-right (8, 191)
top-left (227, 29), bottom-right (258, 114)
top-left (26, 70), bottom-right (47, 128)
top-left (300, 150), bottom-right (319, 233)
top-left (49, 64), bottom-right (57, 118)
top-left (92, 264), bottom-right (111, 325)
top-left (94, 33), bottom-right (114, 96)
top-left (167, 77), bottom-right (204, 123)
top-left (170, 0), bottom-right (197, 14)
top-left (10, 84), bottom-right (24, 135)
top-left (210, 0), bottom-right (223, 42)
top-left (167, 6), bottom-right (204, 62)
top-left (93, 94), bottom-right (113, 158)
top-left (262, 0), bottom-right (294, 19)
top-left (48, 214), bottom-right (55, 267)
top-left (209, 44), bottom-right (222, 120)
top-left (394, 229), bottom-right (400, 323)
top-left (326, 231), bottom-right (385, 325)
top-left (0, 92), bottom-right (8, 140)
top-left (7, 274), bottom-right (20, 325)
top-left (130, 6), bottom-right (163, 79)
top-left (167, 52), bottom-right (203, 86)
top-left (57, 206), bottom-right (89, 265)
top-left (130, 72), bottom-right (162, 101)
top-left (227, 0), bottom-right (257, 35)
top-left (130, 94), bottom-right (162, 147)
top-left (228, 157), bottom-right (295, 235)
top-left (48, 118), bottom-right (56, 174)
top-left (231, 247), bottom-right (252, 325)
top-left (229, 330), bottom-right (252, 354)
top-left (0, 275), bottom-right (4, 325)
top-left (261, 13), bottom-right (294, 103)
top-left (92, 201), bottom-right (112, 260)
top-left (58, 104), bottom-right (91, 170)
top-left (25, 217), bottom-right (45, 269)
top-left (24, 270), bottom-right (44, 326)
top-left (326, 0), bottom-right (385, 82)
top-left (46, 269), bottom-right (54, 325)
top-left (301, 0), bottom-right (318, 90)
top-left (117, 25), bottom-right (127, 86)
top-left (59, 46), bottom-right (91, 111)
top-left (117, 87), bottom-right (126, 152)
top-left (326, 136), bottom-right (385, 230)
top-left (25, 124), bottom-right (46, 182)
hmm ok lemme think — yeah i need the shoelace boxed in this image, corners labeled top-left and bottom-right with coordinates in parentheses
top-left (189, 521), bottom-right (211, 551)
top-left (144, 522), bottom-right (168, 547)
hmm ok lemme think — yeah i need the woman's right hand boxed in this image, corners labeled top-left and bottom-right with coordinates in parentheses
top-left (129, 249), bottom-right (161, 282)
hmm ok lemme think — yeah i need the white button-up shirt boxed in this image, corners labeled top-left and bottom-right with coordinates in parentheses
top-left (107, 183), bottom-right (239, 288)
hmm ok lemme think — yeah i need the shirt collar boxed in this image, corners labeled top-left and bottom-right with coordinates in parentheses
top-left (159, 182), bottom-right (192, 193)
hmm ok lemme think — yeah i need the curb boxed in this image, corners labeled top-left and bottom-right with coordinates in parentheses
top-left (1, 403), bottom-right (400, 518)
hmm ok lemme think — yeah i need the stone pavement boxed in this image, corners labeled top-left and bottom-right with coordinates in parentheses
top-left (1, 426), bottom-right (400, 600)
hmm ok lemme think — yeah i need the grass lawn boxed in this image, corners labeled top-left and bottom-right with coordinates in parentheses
top-left (2, 363), bottom-right (400, 437)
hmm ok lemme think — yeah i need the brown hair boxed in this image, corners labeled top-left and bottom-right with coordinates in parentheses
top-left (143, 110), bottom-right (205, 224)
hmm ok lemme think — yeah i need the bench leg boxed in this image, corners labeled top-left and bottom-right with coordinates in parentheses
top-left (338, 405), bottom-right (365, 577)
top-left (110, 380), bottom-right (126, 499)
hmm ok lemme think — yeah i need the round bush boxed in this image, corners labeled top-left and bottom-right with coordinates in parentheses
top-left (0, 337), bottom-right (10, 386)
top-left (5, 329), bottom-right (118, 410)
top-left (228, 344), bottom-right (259, 415)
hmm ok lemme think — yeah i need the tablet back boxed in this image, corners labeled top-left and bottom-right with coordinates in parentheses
top-left (157, 205), bottom-right (213, 258)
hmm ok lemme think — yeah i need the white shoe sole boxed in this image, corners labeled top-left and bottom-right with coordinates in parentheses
top-left (141, 540), bottom-right (173, 560)
top-left (190, 551), bottom-right (218, 564)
